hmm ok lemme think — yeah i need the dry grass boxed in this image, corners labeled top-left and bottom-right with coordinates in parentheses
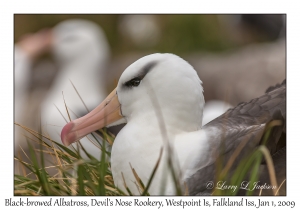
top-left (14, 119), bottom-right (285, 196)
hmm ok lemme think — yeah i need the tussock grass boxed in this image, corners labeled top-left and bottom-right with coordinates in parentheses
top-left (14, 123), bottom-right (123, 196)
top-left (14, 120), bottom-right (284, 196)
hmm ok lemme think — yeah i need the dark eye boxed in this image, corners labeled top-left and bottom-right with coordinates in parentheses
top-left (125, 77), bottom-right (141, 87)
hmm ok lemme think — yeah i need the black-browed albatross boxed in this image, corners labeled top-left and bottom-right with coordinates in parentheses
top-left (61, 53), bottom-right (286, 195)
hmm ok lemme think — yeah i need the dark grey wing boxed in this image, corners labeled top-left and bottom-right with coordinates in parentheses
top-left (187, 80), bottom-right (286, 195)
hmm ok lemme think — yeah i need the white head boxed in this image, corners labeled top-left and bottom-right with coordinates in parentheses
top-left (117, 53), bottom-right (204, 132)
top-left (53, 19), bottom-right (109, 65)
top-left (61, 53), bottom-right (204, 145)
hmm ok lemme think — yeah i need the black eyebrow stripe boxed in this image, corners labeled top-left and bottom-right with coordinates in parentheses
top-left (138, 61), bottom-right (158, 80)
top-left (123, 61), bottom-right (158, 87)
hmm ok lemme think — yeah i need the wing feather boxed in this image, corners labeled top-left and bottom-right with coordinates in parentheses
top-left (187, 80), bottom-right (286, 195)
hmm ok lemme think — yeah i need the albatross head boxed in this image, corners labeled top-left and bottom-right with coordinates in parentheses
top-left (53, 19), bottom-right (109, 65)
top-left (61, 53), bottom-right (204, 146)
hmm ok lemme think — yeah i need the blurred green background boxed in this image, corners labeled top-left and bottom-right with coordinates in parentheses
top-left (14, 14), bottom-right (285, 56)
top-left (14, 14), bottom-right (286, 106)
